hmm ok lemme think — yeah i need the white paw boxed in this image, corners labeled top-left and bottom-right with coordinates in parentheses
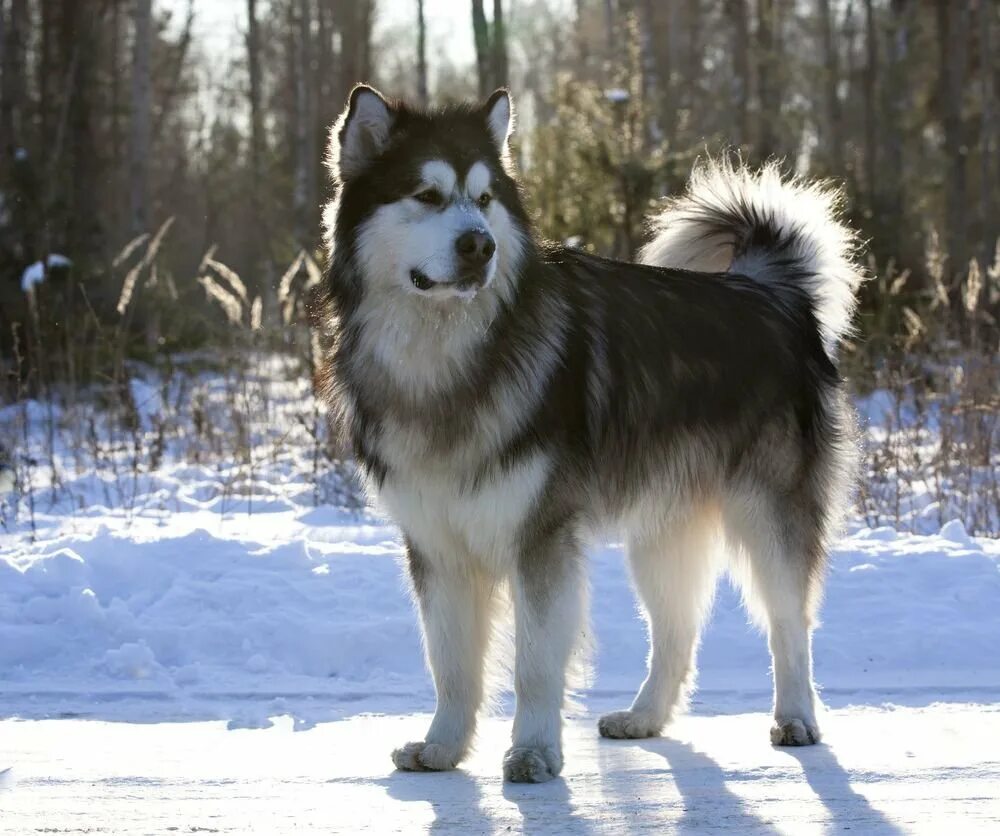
top-left (598, 709), bottom-right (663, 739)
top-left (770, 718), bottom-right (821, 746)
top-left (391, 740), bottom-right (461, 771)
top-left (502, 746), bottom-right (562, 783)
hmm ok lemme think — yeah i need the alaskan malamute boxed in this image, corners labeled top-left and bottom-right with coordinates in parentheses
top-left (317, 86), bottom-right (863, 783)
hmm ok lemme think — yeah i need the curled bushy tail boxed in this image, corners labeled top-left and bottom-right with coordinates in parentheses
top-left (639, 158), bottom-right (866, 358)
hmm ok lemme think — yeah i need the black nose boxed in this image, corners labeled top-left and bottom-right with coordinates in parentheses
top-left (455, 230), bottom-right (496, 267)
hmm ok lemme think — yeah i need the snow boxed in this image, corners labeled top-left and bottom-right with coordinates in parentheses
top-left (19, 261), bottom-right (45, 292)
top-left (854, 385), bottom-right (1000, 536)
top-left (2, 707), bottom-right (998, 833)
top-left (46, 253), bottom-right (71, 269)
top-left (604, 87), bottom-right (631, 103)
top-left (2, 486), bottom-right (999, 724)
top-left (19, 253), bottom-right (72, 291)
top-left (1, 367), bottom-right (999, 829)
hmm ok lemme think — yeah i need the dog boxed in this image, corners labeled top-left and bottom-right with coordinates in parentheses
top-left (316, 85), bottom-right (863, 783)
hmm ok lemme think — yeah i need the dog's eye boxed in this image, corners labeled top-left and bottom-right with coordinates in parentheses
top-left (414, 189), bottom-right (444, 207)
top-left (477, 192), bottom-right (493, 209)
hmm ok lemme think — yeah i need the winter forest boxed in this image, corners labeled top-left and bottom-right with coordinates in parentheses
top-left (4, 2), bottom-right (1000, 296)
top-left (1, 3), bottom-right (1000, 831)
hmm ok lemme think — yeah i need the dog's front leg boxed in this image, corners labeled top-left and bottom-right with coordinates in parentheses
top-left (504, 528), bottom-right (586, 783)
top-left (392, 540), bottom-right (493, 772)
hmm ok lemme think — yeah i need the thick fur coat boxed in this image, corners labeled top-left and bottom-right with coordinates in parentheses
top-left (316, 86), bottom-right (864, 783)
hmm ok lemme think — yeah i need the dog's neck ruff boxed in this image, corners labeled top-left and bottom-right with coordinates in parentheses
top-left (346, 242), bottom-right (525, 403)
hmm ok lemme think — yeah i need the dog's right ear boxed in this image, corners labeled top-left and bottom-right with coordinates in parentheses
top-left (328, 85), bottom-right (394, 182)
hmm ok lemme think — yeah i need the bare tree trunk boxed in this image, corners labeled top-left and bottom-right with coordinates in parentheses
top-left (129, 0), bottom-right (152, 236)
top-left (152, 1), bottom-right (193, 142)
top-left (935, 0), bottom-right (969, 288)
top-left (358, 1), bottom-right (373, 82)
top-left (727, 0), bottom-right (751, 148)
top-left (68, 0), bottom-right (99, 257)
top-left (40, 0), bottom-right (53, 143)
top-left (602, 0), bottom-right (614, 62)
top-left (638, 0), bottom-right (662, 147)
top-left (293, 0), bottom-right (315, 250)
top-left (863, 0), bottom-right (878, 209)
top-left (817, 0), bottom-right (843, 172)
top-left (1, 0), bottom-right (28, 158)
top-left (979, 0), bottom-right (997, 270)
top-left (110, 0), bottom-right (124, 247)
top-left (756, 0), bottom-right (779, 159)
top-left (315, 0), bottom-right (333, 125)
top-left (881, 0), bottom-right (909, 261)
top-left (247, 0), bottom-right (263, 202)
top-left (472, 0), bottom-right (490, 97)
top-left (575, 0), bottom-right (589, 69)
top-left (492, 0), bottom-right (508, 89)
top-left (247, 0), bottom-right (266, 291)
top-left (416, 0), bottom-right (428, 106)
top-left (995, 5), bottom-right (1000, 247)
top-left (0, 4), bottom-right (6, 153)
top-left (337, 1), bottom-right (374, 107)
top-left (681, 0), bottom-right (704, 117)
top-left (661, 2), bottom-right (680, 149)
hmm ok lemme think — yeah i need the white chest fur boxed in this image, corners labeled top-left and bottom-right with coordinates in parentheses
top-left (376, 451), bottom-right (551, 577)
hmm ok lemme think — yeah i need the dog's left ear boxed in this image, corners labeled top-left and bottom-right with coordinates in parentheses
top-left (483, 89), bottom-right (514, 151)
top-left (328, 85), bottom-right (395, 182)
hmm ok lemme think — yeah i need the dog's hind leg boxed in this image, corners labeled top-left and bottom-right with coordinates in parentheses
top-left (504, 526), bottom-right (588, 783)
top-left (726, 497), bottom-right (825, 746)
top-left (599, 512), bottom-right (722, 739)
top-left (392, 540), bottom-right (496, 772)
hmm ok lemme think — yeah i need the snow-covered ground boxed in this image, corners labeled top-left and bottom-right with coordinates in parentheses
top-left (3, 705), bottom-right (999, 834)
top-left (1, 470), bottom-right (998, 722)
top-left (1, 366), bottom-right (999, 831)
top-left (2, 469), bottom-right (999, 831)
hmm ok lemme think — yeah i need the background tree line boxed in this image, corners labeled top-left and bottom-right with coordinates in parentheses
top-left (0, 0), bottom-right (998, 356)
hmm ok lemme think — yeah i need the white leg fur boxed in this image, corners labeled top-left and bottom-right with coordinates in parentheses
top-left (725, 501), bottom-right (822, 746)
top-left (392, 564), bottom-right (496, 771)
top-left (504, 552), bottom-right (587, 783)
top-left (599, 514), bottom-right (722, 739)
top-left (751, 554), bottom-right (822, 745)
top-left (766, 604), bottom-right (821, 745)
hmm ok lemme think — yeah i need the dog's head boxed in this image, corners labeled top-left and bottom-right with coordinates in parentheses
top-left (326, 86), bottom-right (528, 302)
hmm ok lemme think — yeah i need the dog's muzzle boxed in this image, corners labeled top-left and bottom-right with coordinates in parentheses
top-left (409, 229), bottom-right (496, 295)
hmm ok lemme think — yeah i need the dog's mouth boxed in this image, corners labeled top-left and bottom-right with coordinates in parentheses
top-left (409, 269), bottom-right (436, 291)
top-left (409, 269), bottom-right (487, 295)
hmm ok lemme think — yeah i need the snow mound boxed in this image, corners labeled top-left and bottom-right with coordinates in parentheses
top-left (2, 486), bottom-right (999, 724)
top-left (939, 518), bottom-right (974, 548)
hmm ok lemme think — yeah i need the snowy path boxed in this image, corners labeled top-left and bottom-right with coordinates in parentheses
top-left (2, 704), bottom-right (998, 834)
